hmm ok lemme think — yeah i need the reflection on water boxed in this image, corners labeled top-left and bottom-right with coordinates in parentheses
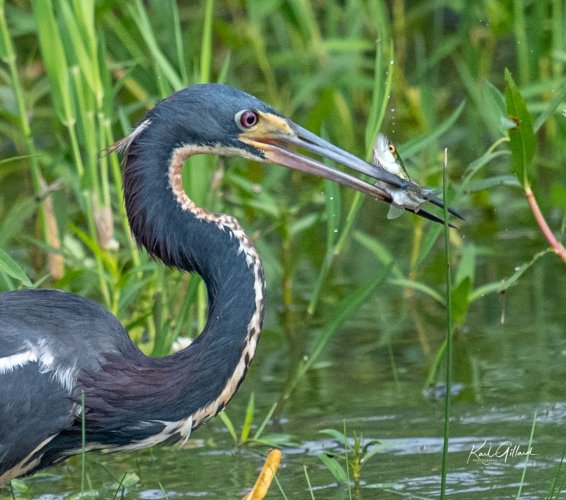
top-left (16, 400), bottom-right (564, 498)
top-left (7, 222), bottom-right (566, 498)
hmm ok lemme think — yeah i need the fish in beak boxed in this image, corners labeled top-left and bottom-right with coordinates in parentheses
top-left (237, 111), bottom-right (462, 225)
top-left (371, 133), bottom-right (427, 221)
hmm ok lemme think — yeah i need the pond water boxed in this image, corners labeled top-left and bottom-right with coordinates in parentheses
top-left (7, 210), bottom-right (565, 499)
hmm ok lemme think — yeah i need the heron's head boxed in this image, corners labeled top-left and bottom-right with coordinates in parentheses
top-left (114, 83), bottom-right (460, 223)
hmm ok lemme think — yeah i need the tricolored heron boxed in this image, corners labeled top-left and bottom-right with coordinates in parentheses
top-left (0, 84), bottom-right (460, 483)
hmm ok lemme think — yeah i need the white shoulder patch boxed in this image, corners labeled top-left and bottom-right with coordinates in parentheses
top-left (0, 350), bottom-right (37, 373)
top-left (0, 340), bottom-right (77, 392)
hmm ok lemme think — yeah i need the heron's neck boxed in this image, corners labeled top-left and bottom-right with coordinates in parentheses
top-left (121, 134), bottom-right (265, 428)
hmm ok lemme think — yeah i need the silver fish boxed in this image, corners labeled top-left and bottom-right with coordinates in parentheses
top-left (371, 133), bottom-right (425, 219)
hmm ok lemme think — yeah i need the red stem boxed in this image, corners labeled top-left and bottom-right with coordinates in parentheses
top-left (525, 186), bottom-right (566, 262)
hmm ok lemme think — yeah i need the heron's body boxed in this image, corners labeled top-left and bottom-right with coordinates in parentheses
top-left (1, 290), bottom-right (137, 477)
top-left (0, 84), bottom-right (459, 484)
top-left (0, 177), bottom-right (264, 480)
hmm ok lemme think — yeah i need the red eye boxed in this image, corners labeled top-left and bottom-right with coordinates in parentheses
top-left (239, 110), bottom-right (259, 129)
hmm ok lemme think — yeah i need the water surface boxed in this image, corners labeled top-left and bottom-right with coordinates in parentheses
top-left (9, 217), bottom-right (566, 498)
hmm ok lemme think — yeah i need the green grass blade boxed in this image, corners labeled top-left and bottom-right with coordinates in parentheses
top-left (498, 249), bottom-right (552, 293)
top-left (240, 392), bottom-right (255, 443)
top-left (304, 465), bottom-right (316, 500)
top-left (31, 0), bottom-right (75, 126)
top-left (512, 0), bottom-right (530, 84)
top-left (0, 247), bottom-right (32, 287)
top-left (365, 38), bottom-right (394, 155)
top-left (440, 150), bottom-right (453, 498)
top-left (516, 410), bottom-right (537, 499)
top-left (129, 0), bottom-right (182, 91)
top-left (0, 197), bottom-right (37, 247)
top-left (388, 278), bottom-right (445, 305)
top-left (170, 0), bottom-right (188, 84)
top-left (252, 402), bottom-right (277, 441)
top-left (200, 0), bottom-right (214, 84)
top-left (318, 453), bottom-right (349, 484)
top-left (218, 412), bottom-right (238, 445)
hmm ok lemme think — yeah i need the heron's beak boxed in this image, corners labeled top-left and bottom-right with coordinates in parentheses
top-left (239, 112), bottom-right (462, 225)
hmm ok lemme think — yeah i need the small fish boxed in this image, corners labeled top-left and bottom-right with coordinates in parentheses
top-left (371, 133), bottom-right (425, 219)
top-left (371, 133), bottom-right (411, 181)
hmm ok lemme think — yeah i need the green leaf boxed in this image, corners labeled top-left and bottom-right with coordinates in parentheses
top-left (388, 278), bottom-right (445, 306)
top-left (324, 179), bottom-right (341, 249)
top-left (318, 453), bottom-right (349, 484)
top-left (319, 428), bottom-right (348, 443)
top-left (0, 3), bottom-right (8, 60)
top-left (289, 213), bottom-right (319, 238)
top-left (480, 79), bottom-right (508, 135)
top-left (459, 150), bottom-right (511, 193)
top-left (252, 402), bottom-right (277, 441)
top-left (417, 224), bottom-right (444, 267)
top-left (451, 277), bottom-right (471, 329)
top-left (113, 472), bottom-right (140, 491)
top-left (0, 197), bottom-right (37, 247)
top-left (218, 412), bottom-right (238, 444)
top-left (504, 69), bottom-right (536, 188)
top-left (498, 249), bottom-right (551, 293)
top-left (7, 478), bottom-right (29, 493)
top-left (250, 433), bottom-right (298, 447)
top-left (365, 37), bottom-right (394, 154)
top-left (0, 248), bottom-right (32, 287)
top-left (31, 0), bottom-right (75, 124)
top-left (361, 441), bottom-right (385, 465)
top-left (454, 244), bottom-right (476, 289)
top-left (463, 175), bottom-right (521, 193)
top-left (468, 281), bottom-right (504, 303)
top-left (129, 0), bottom-right (182, 92)
top-left (60, 0), bottom-right (100, 99)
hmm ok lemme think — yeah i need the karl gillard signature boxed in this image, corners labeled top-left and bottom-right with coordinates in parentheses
top-left (467, 440), bottom-right (538, 465)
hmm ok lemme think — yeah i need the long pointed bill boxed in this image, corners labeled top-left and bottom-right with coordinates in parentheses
top-left (239, 112), bottom-right (462, 225)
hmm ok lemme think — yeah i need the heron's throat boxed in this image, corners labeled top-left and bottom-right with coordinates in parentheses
top-left (163, 144), bottom-right (266, 427)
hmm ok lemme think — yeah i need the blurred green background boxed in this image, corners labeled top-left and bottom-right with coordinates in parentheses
top-left (1, 0), bottom-right (565, 497)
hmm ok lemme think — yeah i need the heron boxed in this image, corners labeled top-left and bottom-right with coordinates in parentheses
top-left (0, 84), bottom-right (460, 483)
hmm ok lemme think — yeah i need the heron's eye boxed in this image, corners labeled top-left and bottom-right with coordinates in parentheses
top-left (239, 110), bottom-right (259, 129)
top-left (388, 145), bottom-right (396, 154)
